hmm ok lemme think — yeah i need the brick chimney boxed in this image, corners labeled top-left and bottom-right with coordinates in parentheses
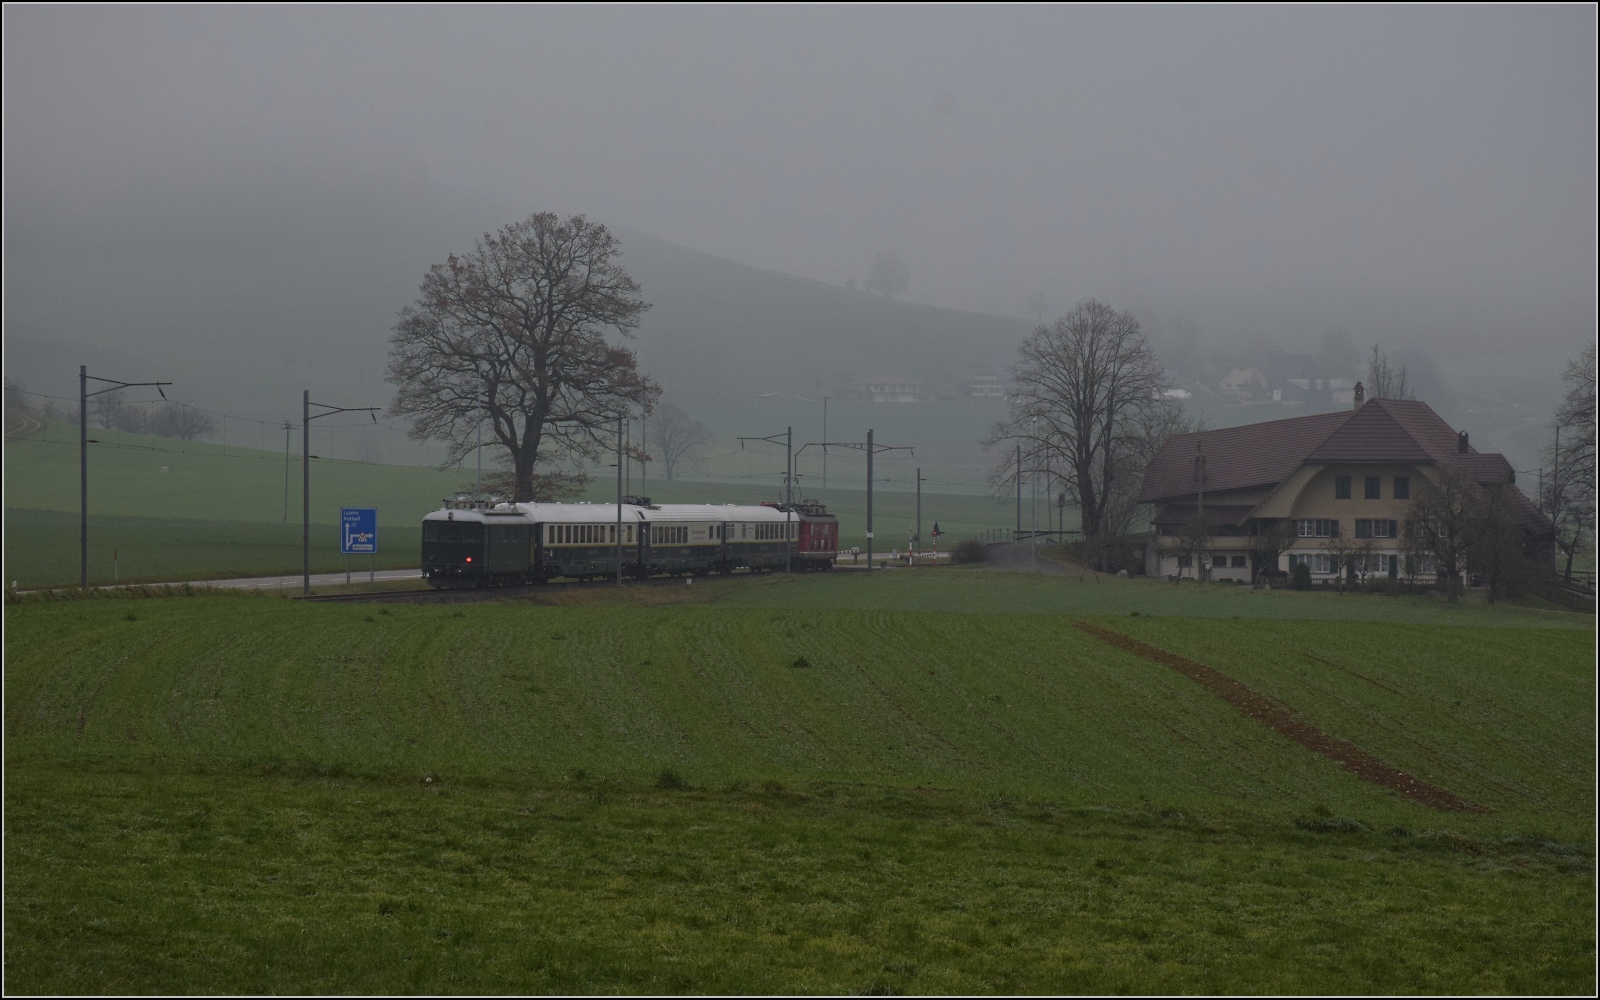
top-left (1457, 431), bottom-right (1469, 454)
top-left (1352, 381), bottom-right (1365, 410)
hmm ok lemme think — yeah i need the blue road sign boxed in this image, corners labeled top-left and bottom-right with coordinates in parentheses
top-left (341, 507), bottom-right (378, 555)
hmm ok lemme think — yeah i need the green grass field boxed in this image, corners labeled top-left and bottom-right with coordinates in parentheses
top-left (5, 572), bottom-right (1593, 993)
top-left (5, 418), bottom-right (1023, 587)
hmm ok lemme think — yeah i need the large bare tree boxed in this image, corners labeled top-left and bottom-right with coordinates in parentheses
top-left (647, 400), bottom-right (713, 480)
top-left (152, 402), bottom-right (214, 441)
top-left (991, 299), bottom-right (1170, 541)
top-left (386, 213), bottom-right (660, 502)
top-left (1403, 467), bottom-right (1475, 601)
top-left (1404, 465), bottom-right (1537, 602)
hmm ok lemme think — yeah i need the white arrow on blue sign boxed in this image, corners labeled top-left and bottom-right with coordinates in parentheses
top-left (341, 507), bottom-right (378, 555)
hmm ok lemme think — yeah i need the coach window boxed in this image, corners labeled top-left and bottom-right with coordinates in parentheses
top-left (1335, 476), bottom-right (1352, 499)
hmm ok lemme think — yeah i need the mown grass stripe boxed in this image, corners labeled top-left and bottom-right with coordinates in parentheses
top-left (1074, 620), bottom-right (1487, 813)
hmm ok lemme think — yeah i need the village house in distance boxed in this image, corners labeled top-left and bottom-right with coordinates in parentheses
top-left (855, 375), bottom-right (921, 403)
top-left (1138, 384), bottom-right (1552, 584)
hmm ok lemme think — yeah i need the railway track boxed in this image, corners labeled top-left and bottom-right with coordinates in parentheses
top-left (297, 572), bottom-right (770, 604)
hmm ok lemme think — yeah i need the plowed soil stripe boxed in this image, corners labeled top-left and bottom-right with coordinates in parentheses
top-left (1074, 621), bottom-right (1487, 813)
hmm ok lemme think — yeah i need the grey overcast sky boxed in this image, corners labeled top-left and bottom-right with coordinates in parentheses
top-left (5, 5), bottom-right (1595, 356)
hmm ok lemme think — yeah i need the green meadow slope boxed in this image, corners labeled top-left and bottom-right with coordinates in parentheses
top-left (5, 575), bottom-right (1593, 993)
top-left (4, 419), bottom-right (1019, 587)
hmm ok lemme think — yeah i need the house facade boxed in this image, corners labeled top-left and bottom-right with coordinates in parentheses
top-left (856, 375), bottom-right (920, 403)
top-left (1138, 387), bottom-right (1550, 584)
top-left (969, 374), bottom-right (1006, 400)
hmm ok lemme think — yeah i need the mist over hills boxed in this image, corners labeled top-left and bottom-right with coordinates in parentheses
top-left (3, 177), bottom-right (1580, 491)
top-left (4, 180), bottom-right (1029, 426)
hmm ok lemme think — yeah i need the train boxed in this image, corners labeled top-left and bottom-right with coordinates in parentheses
top-left (421, 495), bottom-right (839, 587)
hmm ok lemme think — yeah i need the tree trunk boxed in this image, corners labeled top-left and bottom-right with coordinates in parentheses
top-left (512, 420), bottom-right (544, 503)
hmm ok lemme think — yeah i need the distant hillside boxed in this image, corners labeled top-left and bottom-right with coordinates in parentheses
top-left (616, 227), bottom-right (1031, 403)
top-left (4, 184), bottom-right (1030, 422)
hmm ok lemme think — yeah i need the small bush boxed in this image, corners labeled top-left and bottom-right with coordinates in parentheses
top-left (654, 768), bottom-right (688, 791)
top-left (1364, 576), bottom-right (1400, 597)
top-left (1291, 563), bottom-right (1312, 590)
top-left (950, 539), bottom-right (987, 565)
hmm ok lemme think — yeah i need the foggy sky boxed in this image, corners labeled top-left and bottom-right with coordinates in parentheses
top-left (5, 5), bottom-right (1596, 357)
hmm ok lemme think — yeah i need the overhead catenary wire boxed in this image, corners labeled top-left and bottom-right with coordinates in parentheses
top-left (7, 387), bottom-right (446, 468)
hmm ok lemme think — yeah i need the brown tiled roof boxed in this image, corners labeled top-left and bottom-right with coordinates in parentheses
top-left (1305, 398), bottom-right (1477, 464)
top-left (1449, 452), bottom-right (1515, 485)
top-left (1138, 410), bottom-right (1351, 503)
top-left (1152, 504), bottom-right (1255, 527)
top-left (1445, 453), bottom-right (1550, 534)
top-left (1304, 400), bottom-right (1432, 463)
top-left (1137, 398), bottom-right (1554, 536)
top-left (1502, 485), bottom-right (1552, 535)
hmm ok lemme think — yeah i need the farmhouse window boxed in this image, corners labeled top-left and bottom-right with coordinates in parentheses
top-left (1351, 554), bottom-right (1390, 576)
top-left (1295, 519), bottom-right (1339, 537)
top-left (1288, 553), bottom-right (1337, 574)
top-left (1394, 476), bottom-right (1410, 500)
top-left (1365, 476), bottom-right (1381, 499)
top-left (1406, 553), bottom-right (1437, 576)
top-left (1335, 476), bottom-right (1352, 499)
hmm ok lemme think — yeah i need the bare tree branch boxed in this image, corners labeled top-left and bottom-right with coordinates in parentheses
top-left (988, 299), bottom-right (1172, 542)
top-left (647, 400), bottom-right (713, 480)
top-left (386, 213), bottom-right (660, 502)
top-left (1366, 344), bottom-right (1412, 400)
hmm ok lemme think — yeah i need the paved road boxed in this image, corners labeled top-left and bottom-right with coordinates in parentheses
top-left (179, 568), bottom-right (423, 590)
top-left (15, 568), bottom-right (426, 594)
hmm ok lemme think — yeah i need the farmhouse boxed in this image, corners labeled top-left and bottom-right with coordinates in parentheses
top-left (1138, 384), bottom-right (1551, 584)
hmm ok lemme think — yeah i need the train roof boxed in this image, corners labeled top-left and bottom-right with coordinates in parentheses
top-left (648, 503), bottom-right (793, 522)
top-left (424, 502), bottom-right (812, 524)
